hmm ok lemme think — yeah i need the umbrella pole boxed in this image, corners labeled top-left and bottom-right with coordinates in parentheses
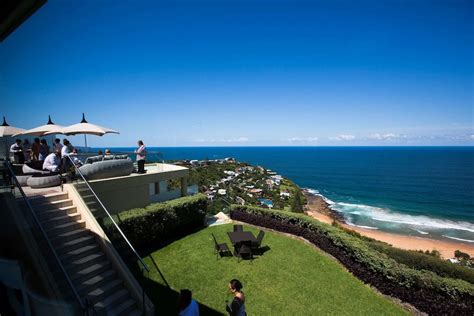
top-left (84, 134), bottom-right (88, 152)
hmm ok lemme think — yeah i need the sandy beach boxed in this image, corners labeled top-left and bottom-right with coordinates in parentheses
top-left (303, 192), bottom-right (474, 259)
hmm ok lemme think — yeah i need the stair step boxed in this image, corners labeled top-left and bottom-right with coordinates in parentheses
top-left (93, 288), bottom-right (129, 311)
top-left (60, 244), bottom-right (100, 264)
top-left (77, 270), bottom-right (116, 295)
top-left (34, 199), bottom-right (73, 211)
top-left (37, 206), bottom-right (77, 221)
top-left (71, 260), bottom-right (111, 284)
top-left (46, 220), bottom-right (86, 235)
top-left (128, 309), bottom-right (142, 316)
top-left (66, 253), bottom-right (105, 274)
top-left (29, 192), bottom-right (69, 204)
top-left (56, 235), bottom-right (96, 254)
top-left (85, 278), bottom-right (124, 304)
top-left (109, 298), bottom-right (137, 315)
top-left (51, 228), bottom-right (90, 245)
top-left (41, 213), bottom-right (82, 229)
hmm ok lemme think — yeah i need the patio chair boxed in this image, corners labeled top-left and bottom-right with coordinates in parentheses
top-left (233, 224), bottom-right (243, 232)
top-left (212, 233), bottom-right (231, 258)
top-left (251, 230), bottom-right (265, 255)
top-left (237, 242), bottom-right (253, 262)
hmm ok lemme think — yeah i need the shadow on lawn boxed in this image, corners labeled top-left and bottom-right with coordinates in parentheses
top-left (142, 256), bottom-right (225, 316)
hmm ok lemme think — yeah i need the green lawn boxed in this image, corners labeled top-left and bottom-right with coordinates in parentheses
top-left (142, 224), bottom-right (408, 315)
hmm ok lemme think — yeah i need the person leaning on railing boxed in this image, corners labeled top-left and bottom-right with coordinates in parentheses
top-left (135, 140), bottom-right (147, 173)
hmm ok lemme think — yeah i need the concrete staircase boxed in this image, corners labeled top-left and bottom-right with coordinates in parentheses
top-left (29, 191), bottom-right (142, 315)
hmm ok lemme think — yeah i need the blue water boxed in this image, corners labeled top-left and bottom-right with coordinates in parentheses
top-left (110, 146), bottom-right (474, 242)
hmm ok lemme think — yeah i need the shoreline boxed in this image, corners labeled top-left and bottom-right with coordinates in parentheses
top-left (303, 190), bottom-right (474, 259)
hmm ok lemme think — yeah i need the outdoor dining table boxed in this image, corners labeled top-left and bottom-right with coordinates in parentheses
top-left (227, 231), bottom-right (258, 245)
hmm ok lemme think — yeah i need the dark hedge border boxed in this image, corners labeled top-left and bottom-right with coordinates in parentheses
top-left (230, 206), bottom-right (474, 315)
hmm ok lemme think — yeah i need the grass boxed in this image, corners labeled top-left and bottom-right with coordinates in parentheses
top-left (142, 224), bottom-right (408, 315)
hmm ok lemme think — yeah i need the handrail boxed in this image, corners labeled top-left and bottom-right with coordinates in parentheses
top-left (65, 155), bottom-right (150, 273)
top-left (3, 161), bottom-right (86, 311)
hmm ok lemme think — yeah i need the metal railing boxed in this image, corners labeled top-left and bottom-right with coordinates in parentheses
top-left (65, 155), bottom-right (150, 273)
top-left (65, 155), bottom-right (150, 313)
top-left (2, 161), bottom-right (87, 313)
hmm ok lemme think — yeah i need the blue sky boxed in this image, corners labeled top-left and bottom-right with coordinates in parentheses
top-left (1, 0), bottom-right (473, 147)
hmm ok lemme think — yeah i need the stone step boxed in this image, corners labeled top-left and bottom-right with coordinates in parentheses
top-left (51, 228), bottom-right (90, 246)
top-left (46, 220), bottom-right (86, 235)
top-left (71, 260), bottom-right (112, 284)
top-left (93, 288), bottom-right (129, 313)
top-left (84, 278), bottom-right (123, 304)
top-left (65, 253), bottom-right (105, 274)
top-left (41, 213), bottom-right (82, 229)
top-left (109, 298), bottom-right (137, 316)
top-left (60, 244), bottom-right (100, 265)
top-left (77, 270), bottom-right (117, 296)
top-left (34, 199), bottom-right (73, 211)
top-left (29, 192), bottom-right (69, 205)
top-left (37, 206), bottom-right (78, 221)
top-left (56, 235), bottom-right (96, 255)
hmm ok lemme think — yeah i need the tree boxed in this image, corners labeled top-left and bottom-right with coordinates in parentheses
top-left (291, 190), bottom-right (304, 213)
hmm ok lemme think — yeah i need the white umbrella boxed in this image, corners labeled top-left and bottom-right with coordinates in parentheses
top-left (0, 116), bottom-right (24, 137)
top-left (0, 116), bottom-right (25, 160)
top-left (46, 113), bottom-right (119, 149)
top-left (12, 115), bottom-right (64, 137)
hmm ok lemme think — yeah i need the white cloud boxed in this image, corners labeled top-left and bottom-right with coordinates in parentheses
top-left (194, 137), bottom-right (250, 143)
top-left (285, 137), bottom-right (319, 143)
top-left (470, 135), bottom-right (474, 140)
top-left (329, 134), bottom-right (355, 141)
top-left (368, 133), bottom-right (403, 140)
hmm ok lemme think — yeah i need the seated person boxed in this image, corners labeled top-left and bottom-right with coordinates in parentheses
top-left (103, 148), bottom-right (113, 160)
top-left (43, 150), bottom-right (62, 172)
top-left (70, 148), bottom-right (83, 166)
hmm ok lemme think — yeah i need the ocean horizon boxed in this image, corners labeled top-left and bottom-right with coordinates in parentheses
top-left (97, 146), bottom-right (474, 243)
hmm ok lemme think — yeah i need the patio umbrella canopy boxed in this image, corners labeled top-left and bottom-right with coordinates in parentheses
top-left (0, 116), bottom-right (24, 137)
top-left (46, 113), bottom-right (119, 149)
top-left (12, 115), bottom-right (64, 137)
top-left (0, 116), bottom-right (25, 159)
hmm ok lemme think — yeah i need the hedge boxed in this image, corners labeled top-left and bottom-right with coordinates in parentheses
top-left (230, 205), bottom-right (474, 315)
top-left (104, 194), bottom-right (207, 254)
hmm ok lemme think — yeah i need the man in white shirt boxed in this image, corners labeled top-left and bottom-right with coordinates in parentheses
top-left (43, 150), bottom-right (61, 172)
top-left (10, 139), bottom-right (24, 164)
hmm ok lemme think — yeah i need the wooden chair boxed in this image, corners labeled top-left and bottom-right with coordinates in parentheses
top-left (251, 230), bottom-right (265, 255)
top-left (212, 233), bottom-right (230, 258)
top-left (237, 242), bottom-right (253, 262)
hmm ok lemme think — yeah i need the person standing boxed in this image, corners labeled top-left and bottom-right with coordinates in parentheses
top-left (22, 139), bottom-right (31, 162)
top-left (134, 140), bottom-right (147, 173)
top-left (39, 139), bottom-right (50, 160)
top-left (31, 138), bottom-right (40, 161)
top-left (226, 279), bottom-right (246, 316)
top-left (10, 139), bottom-right (24, 164)
top-left (54, 138), bottom-right (63, 152)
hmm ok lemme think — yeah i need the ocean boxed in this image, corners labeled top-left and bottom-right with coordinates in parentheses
top-left (109, 146), bottom-right (474, 243)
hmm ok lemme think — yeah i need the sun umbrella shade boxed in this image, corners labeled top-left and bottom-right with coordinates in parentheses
top-left (45, 114), bottom-right (119, 136)
top-left (0, 116), bottom-right (24, 137)
top-left (13, 115), bottom-right (64, 137)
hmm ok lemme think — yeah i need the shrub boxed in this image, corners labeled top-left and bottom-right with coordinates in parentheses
top-left (230, 205), bottom-right (474, 315)
top-left (106, 194), bottom-right (207, 253)
top-left (366, 242), bottom-right (474, 284)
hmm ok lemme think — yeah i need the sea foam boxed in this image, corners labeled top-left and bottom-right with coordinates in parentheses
top-left (305, 189), bottom-right (474, 234)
